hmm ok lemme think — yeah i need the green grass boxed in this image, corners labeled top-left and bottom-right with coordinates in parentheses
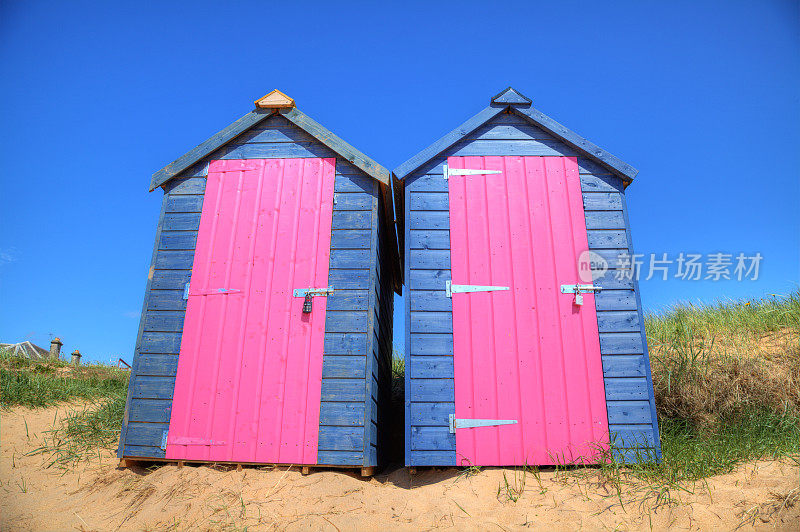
top-left (645, 290), bottom-right (800, 341)
top-left (1, 349), bottom-right (130, 467)
top-left (32, 390), bottom-right (128, 468)
top-left (1, 354), bottom-right (129, 408)
top-left (656, 411), bottom-right (799, 481)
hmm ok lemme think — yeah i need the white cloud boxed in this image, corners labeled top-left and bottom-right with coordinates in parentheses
top-left (0, 247), bottom-right (20, 265)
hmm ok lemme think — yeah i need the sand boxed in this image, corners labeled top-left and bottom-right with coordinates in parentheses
top-left (1, 404), bottom-right (798, 531)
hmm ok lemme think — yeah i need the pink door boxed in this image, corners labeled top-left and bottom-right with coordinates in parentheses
top-left (448, 156), bottom-right (609, 466)
top-left (166, 158), bottom-right (335, 464)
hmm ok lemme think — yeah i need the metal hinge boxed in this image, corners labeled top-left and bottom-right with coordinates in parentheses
top-left (443, 164), bottom-right (503, 181)
top-left (162, 430), bottom-right (227, 448)
top-left (169, 436), bottom-right (227, 446)
top-left (446, 280), bottom-right (510, 297)
top-left (293, 287), bottom-right (334, 297)
top-left (560, 284), bottom-right (603, 306)
top-left (183, 282), bottom-right (241, 299)
top-left (449, 414), bottom-right (518, 433)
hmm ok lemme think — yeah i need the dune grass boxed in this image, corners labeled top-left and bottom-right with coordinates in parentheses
top-left (646, 291), bottom-right (798, 430)
top-left (1, 350), bottom-right (129, 408)
top-left (31, 391), bottom-right (128, 468)
top-left (1, 349), bottom-right (130, 466)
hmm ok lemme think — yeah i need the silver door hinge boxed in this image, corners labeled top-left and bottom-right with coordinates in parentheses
top-left (161, 430), bottom-right (168, 450)
top-left (169, 437), bottom-right (227, 446)
top-left (183, 282), bottom-right (241, 299)
top-left (446, 280), bottom-right (510, 297)
top-left (449, 414), bottom-right (518, 433)
top-left (560, 284), bottom-right (602, 305)
top-left (293, 287), bottom-right (334, 297)
top-left (443, 164), bottom-right (503, 181)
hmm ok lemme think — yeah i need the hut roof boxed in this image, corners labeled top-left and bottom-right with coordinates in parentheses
top-left (149, 90), bottom-right (392, 191)
top-left (0, 341), bottom-right (50, 360)
top-left (393, 87), bottom-right (639, 183)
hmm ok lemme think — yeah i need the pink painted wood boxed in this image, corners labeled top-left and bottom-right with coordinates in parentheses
top-left (448, 156), bottom-right (609, 466)
top-left (166, 158), bottom-right (336, 464)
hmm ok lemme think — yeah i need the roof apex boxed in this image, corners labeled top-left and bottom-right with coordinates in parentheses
top-left (394, 88), bottom-right (638, 182)
top-left (150, 94), bottom-right (392, 190)
top-left (254, 89), bottom-right (295, 109)
top-left (491, 87), bottom-right (532, 107)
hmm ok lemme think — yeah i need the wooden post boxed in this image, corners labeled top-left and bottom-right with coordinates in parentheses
top-left (301, 466), bottom-right (310, 476)
top-left (360, 467), bottom-right (375, 478)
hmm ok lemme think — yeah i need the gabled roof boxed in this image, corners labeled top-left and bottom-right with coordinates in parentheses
top-left (0, 341), bottom-right (50, 360)
top-left (149, 90), bottom-right (392, 191)
top-left (394, 87), bottom-right (639, 182)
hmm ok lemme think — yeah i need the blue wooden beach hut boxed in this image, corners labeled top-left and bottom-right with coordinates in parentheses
top-left (118, 90), bottom-right (399, 474)
top-left (396, 88), bottom-right (661, 467)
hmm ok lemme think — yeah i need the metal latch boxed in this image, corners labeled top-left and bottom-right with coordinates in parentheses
top-left (560, 284), bottom-right (602, 306)
top-left (449, 414), bottom-right (518, 433)
top-left (443, 164), bottom-right (503, 180)
top-left (446, 280), bottom-right (510, 297)
top-left (293, 287), bottom-right (333, 313)
top-left (183, 282), bottom-right (241, 299)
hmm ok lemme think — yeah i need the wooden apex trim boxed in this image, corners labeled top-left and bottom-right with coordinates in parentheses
top-left (255, 89), bottom-right (295, 109)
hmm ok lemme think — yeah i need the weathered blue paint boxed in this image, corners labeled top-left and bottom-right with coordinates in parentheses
top-left (397, 90), bottom-right (659, 466)
top-left (394, 87), bottom-right (637, 183)
top-left (120, 112), bottom-right (395, 468)
top-left (150, 105), bottom-right (392, 190)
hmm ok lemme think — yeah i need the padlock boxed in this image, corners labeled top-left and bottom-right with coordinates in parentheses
top-left (303, 293), bottom-right (313, 313)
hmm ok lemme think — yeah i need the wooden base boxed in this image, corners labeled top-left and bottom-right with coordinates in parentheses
top-left (118, 457), bottom-right (374, 477)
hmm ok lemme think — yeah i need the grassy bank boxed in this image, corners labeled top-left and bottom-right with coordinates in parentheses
top-left (632, 290), bottom-right (799, 490)
top-left (1, 352), bottom-right (129, 408)
top-left (1, 350), bottom-right (129, 467)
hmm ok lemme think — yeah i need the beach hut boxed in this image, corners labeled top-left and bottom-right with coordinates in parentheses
top-left (396, 88), bottom-right (660, 467)
top-left (118, 90), bottom-right (400, 474)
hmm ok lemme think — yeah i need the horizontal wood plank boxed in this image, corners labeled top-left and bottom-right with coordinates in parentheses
top-left (321, 379), bottom-right (366, 402)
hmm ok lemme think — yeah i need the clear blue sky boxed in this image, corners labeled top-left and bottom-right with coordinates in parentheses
top-left (1, 1), bottom-right (798, 363)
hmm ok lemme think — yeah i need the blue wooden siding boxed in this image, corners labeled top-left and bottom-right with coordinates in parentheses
top-left (119, 115), bottom-right (390, 465)
top-left (404, 111), bottom-right (660, 466)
